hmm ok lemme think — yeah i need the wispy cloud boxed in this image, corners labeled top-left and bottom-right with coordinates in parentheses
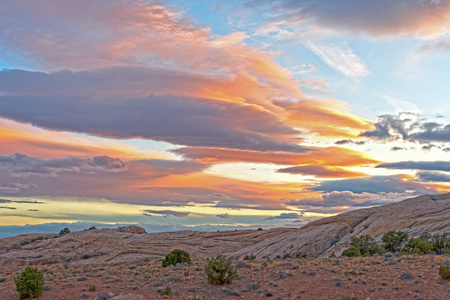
top-left (303, 41), bottom-right (370, 77)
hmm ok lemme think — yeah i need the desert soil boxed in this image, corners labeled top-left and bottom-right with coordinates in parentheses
top-left (0, 254), bottom-right (449, 300)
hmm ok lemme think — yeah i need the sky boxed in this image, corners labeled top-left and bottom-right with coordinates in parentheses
top-left (0, 0), bottom-right (450, 237)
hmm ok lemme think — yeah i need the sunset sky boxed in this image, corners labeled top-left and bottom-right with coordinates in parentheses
top-left (1, 0), bottom-right (450, 237)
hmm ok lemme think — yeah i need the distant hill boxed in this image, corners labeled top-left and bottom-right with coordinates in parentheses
top-left (1, 193), bottom-right (449, 266)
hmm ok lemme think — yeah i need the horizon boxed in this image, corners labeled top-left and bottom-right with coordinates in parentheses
top-left (1, 0), bottom-right (450, 237)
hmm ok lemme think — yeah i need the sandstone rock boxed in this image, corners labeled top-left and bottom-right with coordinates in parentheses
top-left (115, 225), bottom-right (147, 234)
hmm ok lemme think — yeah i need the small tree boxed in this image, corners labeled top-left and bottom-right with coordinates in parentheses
top-left (205, 254), bottom-right (237, 284)
top-left (15, 267), bottom-right (45, 300)
top-left (59, 227), bottom-right (70, 236)
top-left (162, 249), bottom-right (191, 267)
top-left (342, 235), bottom-right (383, 257)
top-left (404, 233), bottom-right (434, 255)
top-left (382, 231), bottom-right (409, 253)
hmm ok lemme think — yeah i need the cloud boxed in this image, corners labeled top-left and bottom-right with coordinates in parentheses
top-left (277, 165), bottom-right (366, 178)
top-left (312, 175), bottom-right (443, 195)
top-left (361, 113), bottom-right (450, 143)
top-left (262, 212), bottom-right (303, 221)
top-left (417, 171), bottom-right (450, 182)
top-left (142, 209), bottom-right (190, 218)
top-left (286, 191), bottom-right (401, 208)
top-left (0, 153), bottom-right (127, 177)
top-left (0, 198), bottom-right (45, 204)
top-left (304, 41), bottom-right (370, 77)
top-left (378, 161), bottom-right (450, 172)
top-left (418, 40), bottom-right (450, 55)
top-left (0, 206), bottom-right (16, 210)
top-left (216, 213), bottom-right (230, 219)
top-left (253, 0), bottom-right (450, 39)
top-left (335, 139), bottom-right (365, 145)
top-left (174, 146), bottom-right (379, 167)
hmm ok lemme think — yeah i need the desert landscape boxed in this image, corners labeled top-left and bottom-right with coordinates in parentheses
top-left (1, 193), bottom-right (449, 299)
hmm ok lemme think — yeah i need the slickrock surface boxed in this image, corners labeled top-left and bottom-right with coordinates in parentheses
top-left (0, 227), bottom-right (294, 266)
top-left (232, 193), bottom-right (450, 259)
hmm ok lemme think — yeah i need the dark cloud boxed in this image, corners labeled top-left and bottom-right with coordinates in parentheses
top-left (0, 206), bottom-right (16, 210)
top-left (0, 68), bottom-right (304, 152)
top-left (142, 209), bottom-right (190, 218)
top-left (417, 171), bottom-right (450, 182)
top-left (216, 213), bottom-right (230, 219)
top-left (286, 191), bottom-right (399, 208)
top-left (361, 113), bottom-right (450, 143)
top-left (390, 146), bottom-right (406, 151)
top-left (334, 139), bottom-right (365, 145)
top-left (377, 161), bottom-right (450, 172)
top-left (0, 153), bottom-right (127, 177)
top-left (262, 212), bottom-right (303, 221)
top-left (313, 175), bottom-right (433, 195)
top-left (0, 198), bottom-right (45, 204)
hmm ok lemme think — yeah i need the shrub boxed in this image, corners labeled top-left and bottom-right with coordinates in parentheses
top-left (295, 253), bottom-right (307, 259)
top-left (404, 233), bottom-right (434, 255)
top-left (59, 227), bottom-right (70, 236)
top-left (382, 231), bottom-right (409, 253)
top-left (162, 249), bottom-right (191, 267)
top-left (88, 226), bottom-right (97, 230)
top-left (243, 255), bottom-right (256, 260)
top-left (439, 265), bottom-right (450, 280)
top-left (89, 285), bottom-right (96, 292)
top-left (205, 254), bottom-right (237, 285)
top-left (160, 286), bottom-right (171, 295)
top-left (15, 267), bottom-right (45, 300)
top-left (430, 233), bottom-right (450, 254)
top-left (342, 235), bottom-right (384, 257)
top-left (282, 253), bottom-right (292, 259)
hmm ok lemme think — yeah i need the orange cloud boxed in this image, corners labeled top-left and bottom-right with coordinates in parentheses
top-left (174, 146), bottom-right (379, 167)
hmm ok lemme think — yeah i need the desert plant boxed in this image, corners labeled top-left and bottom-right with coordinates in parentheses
top-left (243, 255), bottom-right (256, 260)
top-left (382, 231), bottom-right (409, 253)
top-left (89, 285), bottom-right (96, 292)
top-left (59, 227), bottom-right (70, 236)
top-left (295, 253), bottom-right (307, 259)
top-left (439, 265), bottom-right (450, 280)
top-left (160, 286), bottom-right (171, 295)
top-left (15, 267), bottom-right (45, 300)
top-left (88, 226), bottom-right (97, 230)
top-left (205, 254), bottom-right (237, 285)
top-left (282, 253), bottom-right (292, 259)
top-left (162, 249), bottom-right (191, 267)
top-left (430, 233), bottom-right (450, 254)
top-left (404, 233), bottom-right (434, 255)
top-left (342, 235), bottom-right (384, 257)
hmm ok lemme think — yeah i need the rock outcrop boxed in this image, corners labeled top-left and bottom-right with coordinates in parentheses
top-left (232, 193), bottom-right (450, 258)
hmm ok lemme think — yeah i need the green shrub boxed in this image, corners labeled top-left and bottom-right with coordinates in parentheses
top-left (295, 253), bottom-right (307, 259)
top-left (382, 231), bottom-right (408, 253)
top-left (205, 254), bottom-right (237, 285)
top-left (160, 286), bottom-right (171, 295)
top-left (342, 235), bottom-right (384, 257)
top-left (282, 253), bottom-right (292, 259)
top-left (162, 249), bottom-right (191, 267)
top-left (88, 226), bottom-right (97, 230)
top-left (243, 255), bottom-right (256, 260)
top-left (89, 285), bottom-right (96, 292)
top-left (59, 227), bottom-right (70, 236)
top-left (404, 233), bottom-right (434, 255)
top-left (15, 267), bottom-right (45, 300)
top-left (439, 265), bottom-right (450, 280)
top-left (430, 233), bottom-right (450, 254)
